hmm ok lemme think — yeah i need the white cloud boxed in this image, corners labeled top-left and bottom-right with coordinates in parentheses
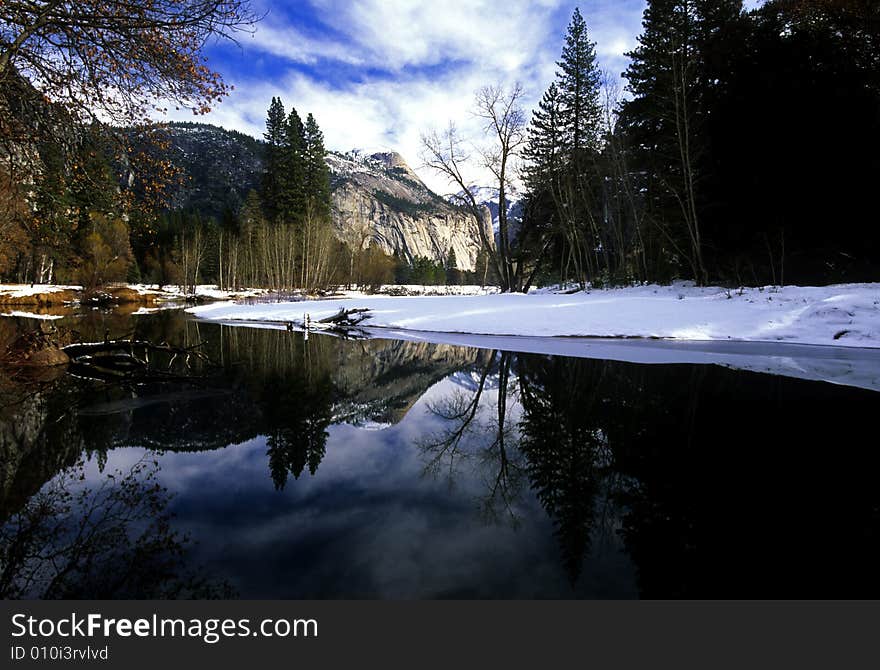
top-left (173, 1), bottom-right (648, 193)
top-left (241, 23), bottom-right (365, 66)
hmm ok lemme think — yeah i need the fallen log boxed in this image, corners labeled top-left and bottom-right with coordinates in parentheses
top-left (315, 308), bottom-right (371, 327)
top-left (63, 339), bottom-right (207, 361)
top-left (62, 338), bottom-right (210, 383)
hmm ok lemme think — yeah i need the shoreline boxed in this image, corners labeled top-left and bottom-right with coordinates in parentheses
top-left (187, 282), bottom-right (880, 350)
top-left (195, 320), bottom-right (880, 393)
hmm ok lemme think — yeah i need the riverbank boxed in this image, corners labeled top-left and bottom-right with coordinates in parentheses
top-left (0, 283), bottom-right (268, 317)
top-left (188, 282), bottom-right (880, 349)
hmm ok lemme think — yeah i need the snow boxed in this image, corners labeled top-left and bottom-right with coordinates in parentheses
top-left (354, 420), bottom-right (393, 431)
top-left (188, 283), bottom-right (880, 349)
top-left (0, 284), bottom-right (80, 298)
top-left (379, 330), bottom-right (880, 393)
top-left (1, 310), bottom-right (66, 320)
top-left (127, 284), bottom-right (270, 300)
top-left (339, 284), bottom-right (499, 298)
top-left (0, 283), bottom-right (269, 303)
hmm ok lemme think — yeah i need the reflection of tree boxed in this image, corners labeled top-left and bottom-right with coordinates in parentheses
top-left (422, 352), bottom-right (631, 585)
top-left (262, 372), bottom-right (333, 491)
top-left (0, 457), bottom-right (231, 599)
top-left (518, 356), bottom-right (617, 584)
top-left (420, 352), bottom-right (525, 523)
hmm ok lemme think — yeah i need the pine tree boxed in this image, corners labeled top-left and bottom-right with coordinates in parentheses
top-left (529, 7), bottom-right (608, 287)
top-left (445, 247), bottom-right (461, 285)
top-left (303, 113), bottom-right (331, 219)
top-left (556, 7), bottom-right (603, 158)
top-left (283, 107), bottom-right (307, 222)
top-left (619, 0), bottom-right (742, 284)
top-left (523, 82), bottom-right (564, 192)
top-left (262, 97), bottom-right (288, 223)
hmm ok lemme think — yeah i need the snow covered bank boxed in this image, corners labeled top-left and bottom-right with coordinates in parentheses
top-left (188, 283), bottom-right (880, 349)
top-left (345, 284), bottom-right (499, 297)
top-left (127, 284), bottom-right (270, 301)
top-left (1, 311), bottom-right (65, 321)
top-left (0, 284), bottom-right (81, 298)
top-left (379, 330), bottom-right (880, 393)
top-left (0, 283), bottom-right (270, 314)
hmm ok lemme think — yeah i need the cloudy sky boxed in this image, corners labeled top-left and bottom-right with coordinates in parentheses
top-left (175, 0), bottom-right (762, 193)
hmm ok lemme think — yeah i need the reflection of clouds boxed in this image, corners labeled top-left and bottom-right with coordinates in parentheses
top-left (79, 375), bottom-right (635, 598)
top-left (448, 369), bottom-right (502, 393)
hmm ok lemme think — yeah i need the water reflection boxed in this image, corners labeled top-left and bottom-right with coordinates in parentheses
top-left (0, 456), bottom-right (232, 599)
top-left (420, 352), bottom-right (526, 525)
top-left (1, 310), bottom-right (879, 598)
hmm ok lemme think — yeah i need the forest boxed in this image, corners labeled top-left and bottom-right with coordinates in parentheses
top-left (1, 0), bottom-right (878, 293)
top-left (426, 0), bottom-right (880, 291)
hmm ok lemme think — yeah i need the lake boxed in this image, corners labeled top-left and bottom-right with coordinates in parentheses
top-left (1, 308), bottom-right (878, 598)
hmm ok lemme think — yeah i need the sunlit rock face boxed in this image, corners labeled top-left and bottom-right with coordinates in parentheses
top-left (328, 150), bottom-right (494, 272)
top-left (157, 124), bottom-right (493, 271)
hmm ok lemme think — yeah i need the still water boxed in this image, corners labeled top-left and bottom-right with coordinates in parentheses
top-left (1, 309), bottom-right (878, 599)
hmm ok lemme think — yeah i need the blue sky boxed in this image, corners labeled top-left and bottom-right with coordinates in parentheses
top-left (173, 0), bottom-right (762, 192)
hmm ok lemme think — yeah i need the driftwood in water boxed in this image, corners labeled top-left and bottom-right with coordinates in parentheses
top-left (62, 338), bottom-right (209, 383)
top-left (300, 308), bottom-right (372, 338)
top-left (316, 308), bottom-right (370, 327)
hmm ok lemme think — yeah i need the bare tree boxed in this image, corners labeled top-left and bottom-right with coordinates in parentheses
top-left (421, 123), bottom-right (502, 285)
top-left (339, 212), bottom-right (376, 289)
top-left (420, 82), bottom-right (528, 292)
top-left (474, 84), bottom-right (528, 291)
top-left (0, 1), bottom-right (258, 126)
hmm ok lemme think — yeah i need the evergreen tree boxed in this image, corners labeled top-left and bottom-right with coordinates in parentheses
top-left (519, 356), bottom-right (605, 584)
top-left (445, 247), bottom-right (461, 285)
top-left (303, 113), bottom-right (331, 218)
top-left (524, 7), bottom-right (608, 288)
top-left (621, 0), bottom-right (708, 283)
top-left (556, 7), bottom-right (603, 157)
top-left (393, 250), bottom-right (412, 284)
top-left (261, 97), bottom-right (288, 223)
top-left (523, 82), bottom-right (564, 192)
top-left (474, 248), bottom-right (490, 286)
top-left (282, 107), bottom-right (307, 222)
top-left (69, 126), bottom-right (119, 229)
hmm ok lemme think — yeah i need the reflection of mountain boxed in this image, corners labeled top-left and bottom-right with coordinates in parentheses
top-left (0, 314), bottom-right (489, 515)
top-left (0, 382), bottom-right (85, 522)
top-left (5, 309), bottom-right (880, 598)
top-left (332, 338), bottom-right (493, 426)
top-left (448, 369), bottom-right (503, 393)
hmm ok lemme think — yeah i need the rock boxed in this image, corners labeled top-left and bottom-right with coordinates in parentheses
top-left (329, 151), bottom-right (494, 271)
top-left (25, 347), bottom-right (69, 367)
top-left (107, 287), bottom-right (154, 305)
top-left (0, 289), bottom-right (80, 307)
top-left (153, 124), bottom-right (493, 271)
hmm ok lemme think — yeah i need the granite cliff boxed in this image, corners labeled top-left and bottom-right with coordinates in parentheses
top-left (328, 150), bottom-right (493, 271)
top-left (159, 124), bottom-right (493, 270)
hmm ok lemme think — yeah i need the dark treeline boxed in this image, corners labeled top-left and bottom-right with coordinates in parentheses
top-left (4, 1), bottom-right (876, 291)
top-left (517, 0), bottom-right (880, 288)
